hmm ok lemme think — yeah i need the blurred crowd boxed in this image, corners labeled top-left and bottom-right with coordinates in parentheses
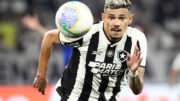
top-left (0, 0), bottom-right (180, 85)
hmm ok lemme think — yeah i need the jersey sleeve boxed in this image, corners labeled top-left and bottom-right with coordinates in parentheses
top-left (137, 32), bottom-right (147, 68)
top-left (59, 32), bottom-right (84, 47)
top-left (58, 23), bottom-right (100, 48)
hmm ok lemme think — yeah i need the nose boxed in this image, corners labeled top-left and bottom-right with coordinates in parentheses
top-left (113, 22), bottom-right (120, 28)
top-left (113, 19), bottom-right (121, 27)
top-left (113, 25), bottom-right (120, 28)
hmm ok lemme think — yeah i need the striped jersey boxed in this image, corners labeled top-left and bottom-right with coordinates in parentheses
top-left (56, 21), bottom-right (147, 101)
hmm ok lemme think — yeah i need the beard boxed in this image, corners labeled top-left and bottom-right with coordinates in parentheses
top-left (109, 35), bottom-right (122, 43)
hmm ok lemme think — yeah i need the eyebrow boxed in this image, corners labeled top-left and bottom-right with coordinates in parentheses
top-left (108, 14), bottom-right (128, 16)
top-left (119, 14), bottom-right (127, 16)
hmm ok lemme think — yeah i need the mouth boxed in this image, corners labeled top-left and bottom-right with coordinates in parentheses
top-left (111, 28), bottom-right (122, 33)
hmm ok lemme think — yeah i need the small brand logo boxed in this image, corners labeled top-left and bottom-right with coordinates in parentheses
top-left (92, 51), bottom-right (103, 55)
top-left (106, 50), bottom-right (114, 58)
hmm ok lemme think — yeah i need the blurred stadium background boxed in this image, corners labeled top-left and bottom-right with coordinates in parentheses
top-left (0, 0), bottom-right (180, 101)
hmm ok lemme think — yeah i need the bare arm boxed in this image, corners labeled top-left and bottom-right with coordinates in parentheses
top-left (127, 46), bottom-right (145, 95)
top-left (33, 29), bottom-right (61, 94)
top-left (129, 67), bottom-right (144, 95)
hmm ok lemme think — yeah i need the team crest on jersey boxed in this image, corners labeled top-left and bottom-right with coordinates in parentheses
top-left (117, 50), bottom-right (128, 62)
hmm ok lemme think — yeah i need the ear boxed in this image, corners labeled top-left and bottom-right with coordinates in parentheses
top-left (101, 13), bottom-right (105, 21)
top-left (129, 14), bottom-right (134, 25)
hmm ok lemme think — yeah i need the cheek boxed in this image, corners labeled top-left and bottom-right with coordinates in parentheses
top-left (122, 20), bottom-right (129, 27)
top-left (126, 19), bottom-right (131, 25)
top-left (108, 21), bottom-right (114, 28)
top-left (121, 21), bottom-right (129, 31)
top-left (105, 21), bottom-right (111, 28)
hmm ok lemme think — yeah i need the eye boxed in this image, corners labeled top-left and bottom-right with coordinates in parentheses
top-left (119, 17), bottom-right (125, 20)
top-left (108, 16), bottom-right (115, 20)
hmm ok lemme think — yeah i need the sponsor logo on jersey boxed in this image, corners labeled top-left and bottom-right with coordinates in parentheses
top-left (117, 50), bottom-right (128, 62)
top-left (64, 38), bottom-right (83, 47)
top-left (88, 61), bottom-right (126, 76)
top-left (64, 42), bottom-right (81, 47)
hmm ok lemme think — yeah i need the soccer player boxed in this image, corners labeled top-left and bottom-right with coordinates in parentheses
top-left (33, 0), bottom-right (147, 101)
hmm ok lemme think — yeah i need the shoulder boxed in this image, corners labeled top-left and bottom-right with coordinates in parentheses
top-left (126, 26), bottom-right (146, 40)
top-left (59, 22), bottom-right (102, 47)
top-left (45, 29), bottom-right (59, 35)
top-left (87, 21), bottom-right (103, 34)
top-left (44, 29), bottom-right (60, 44)
top-left (92, 21), bottom-right (103, 28)
top-left (45, 29), bottom-right (59, 37)
top-left (79, 21), bottom-right (102, 40)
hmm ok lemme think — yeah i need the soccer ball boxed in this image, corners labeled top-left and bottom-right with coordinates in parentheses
top-left (55, 1), bottom-right (94, 38)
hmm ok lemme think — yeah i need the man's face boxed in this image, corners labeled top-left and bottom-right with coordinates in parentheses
top-left (102, 8), bottom-right (133, 42)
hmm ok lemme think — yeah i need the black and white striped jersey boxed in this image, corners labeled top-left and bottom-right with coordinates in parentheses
top-left (56, 21), bottom-right (147, 101)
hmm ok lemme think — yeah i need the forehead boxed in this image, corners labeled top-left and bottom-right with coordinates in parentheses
top-left (105, 8), bottom-right (130, 16)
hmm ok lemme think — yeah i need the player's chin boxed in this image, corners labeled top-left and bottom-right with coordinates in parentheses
top-left (111, 31), bottom-right (122, 36)
top-left (110, 36), bottom-right (122, 42)
top-left (111, 34), bottom-right (122, 40)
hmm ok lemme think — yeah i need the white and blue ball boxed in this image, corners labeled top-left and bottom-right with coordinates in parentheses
top-left (55, 1), bottom-right (94, 38)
